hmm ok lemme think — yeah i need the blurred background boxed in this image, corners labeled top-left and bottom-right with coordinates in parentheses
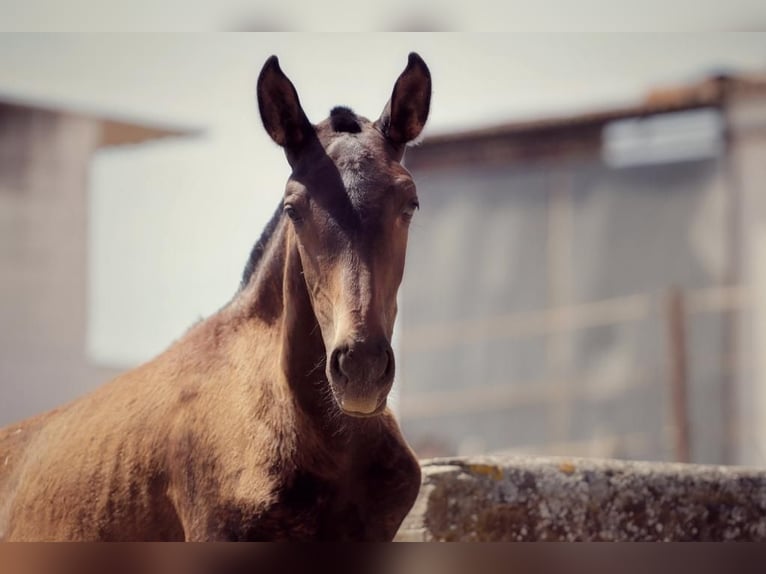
top-left (1, 34), bottom-right (766, 467)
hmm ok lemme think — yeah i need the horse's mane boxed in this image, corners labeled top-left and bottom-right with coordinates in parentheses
top-left (330, 106), bottom-right (361, 134)
top-left (239, 203), bottom-right (283, 290)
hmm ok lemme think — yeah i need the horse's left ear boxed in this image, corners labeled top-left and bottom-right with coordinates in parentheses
top-left (377, 52), bottom-right (432, 146)
top-left (257, 55), bottom-right (313, 152)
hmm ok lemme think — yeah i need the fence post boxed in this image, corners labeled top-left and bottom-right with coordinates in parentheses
top-left (665, 287), bottom-right (691, 463)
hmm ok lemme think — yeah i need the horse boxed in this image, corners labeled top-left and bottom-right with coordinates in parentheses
top-left (0, 52), bottom-right (432, 541)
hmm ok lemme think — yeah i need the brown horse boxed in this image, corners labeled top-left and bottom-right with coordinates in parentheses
top-left (0, 53), bottom-right (431, 541)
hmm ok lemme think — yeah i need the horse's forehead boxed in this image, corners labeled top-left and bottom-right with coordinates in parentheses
top-left (322, 133), bottom-right (394, 200)
top-left (324, 132), bottom-right (387, 171)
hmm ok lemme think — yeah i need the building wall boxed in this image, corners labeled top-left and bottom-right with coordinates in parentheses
top-left (0, 105), bottom-right (121, 426)
top-left (400, 145), bottom-right (735, 464)
top-left (729, 94), bottom-right (766, 466)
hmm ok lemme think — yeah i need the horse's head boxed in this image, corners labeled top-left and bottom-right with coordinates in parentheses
top-left (257, 53), bottom-right (431, 417)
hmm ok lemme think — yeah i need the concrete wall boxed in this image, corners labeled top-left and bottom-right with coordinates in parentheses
top-left (0, 104), bottom-right (121, 426)
top-left (396, 455), bottom-right (766, 541)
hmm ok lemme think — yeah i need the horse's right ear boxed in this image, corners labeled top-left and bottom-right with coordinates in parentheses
top-left (257, 56), bottom-right (312, 151)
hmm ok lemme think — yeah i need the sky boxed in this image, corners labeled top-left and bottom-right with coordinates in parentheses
top-left (1, 1), bottom-right (766, 31)
top-left (0, 34), bottom-right (765, 366)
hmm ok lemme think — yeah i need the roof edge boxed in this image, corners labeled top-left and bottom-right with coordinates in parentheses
top-left (418, 72), bottom-right (766, 148)
top-left (0, 92), bottom-right (202, 146)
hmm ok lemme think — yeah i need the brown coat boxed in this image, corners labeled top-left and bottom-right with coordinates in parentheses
top-left (0, 53), bottom-right (432, 541)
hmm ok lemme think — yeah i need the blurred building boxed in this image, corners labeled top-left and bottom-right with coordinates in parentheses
top-left (399, 73), bottom-right (766, 466)
top-left (4, 70), bottom-right (766, 469)
top-left (0, 99), bottom-right (189, 425)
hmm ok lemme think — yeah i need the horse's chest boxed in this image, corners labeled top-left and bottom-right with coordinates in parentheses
top-left (188, 420), bottom-right (421, 540)
top-left (255, 471), bottom-right (377, 540)
top-left (222, 460), bottom-right (415, 541)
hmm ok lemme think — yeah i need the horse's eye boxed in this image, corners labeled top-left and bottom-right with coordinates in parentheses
top-left (402, 199), bottom-right (420, 222)
top-left (284, 204), bottom-right (302, 223)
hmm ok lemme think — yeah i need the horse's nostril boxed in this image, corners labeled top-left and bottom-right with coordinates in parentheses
top-left (384, 347), bottom-right (395, 379)
top-left (331, 341), bottom-right (394, 386)
top-left (338, 353), bottom-right (349, 376)
top-left (330, 348), bottom-right (344, 381)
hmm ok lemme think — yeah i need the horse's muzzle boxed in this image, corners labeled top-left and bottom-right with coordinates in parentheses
top-left (327, 338), bottom-right (394, 416)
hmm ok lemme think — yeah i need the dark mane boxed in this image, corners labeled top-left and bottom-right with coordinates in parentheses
top-left (240, 203), bottom-right (283, 289)
top-left (330, 106), bottom-right (361, 134)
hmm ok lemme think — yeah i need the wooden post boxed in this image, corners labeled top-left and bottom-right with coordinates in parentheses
top-left (720, 106), bottom-right (743, 465)
top-left (666, 287), bottom-right (691, 463)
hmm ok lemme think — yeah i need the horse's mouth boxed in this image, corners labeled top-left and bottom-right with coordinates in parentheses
top-left (330, 388), bottom-right (388, 418)
top-left (340, 399), bottom-right (388, 418)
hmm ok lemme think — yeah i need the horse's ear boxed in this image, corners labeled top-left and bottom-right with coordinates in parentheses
top-left (377, 52), bottom-right (432, 146)
top-left (257, 56), bottom-right (312, 151)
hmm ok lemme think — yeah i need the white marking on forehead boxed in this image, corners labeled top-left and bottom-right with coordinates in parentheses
top-left (326, 135), bottom-right (378, 193)
top-left (341, 167), bottom-right (360, 191)
top-left (326, 135), bottom-right (366, 162)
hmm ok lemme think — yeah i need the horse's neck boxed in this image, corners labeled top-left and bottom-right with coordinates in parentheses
top-left (232, 220), bottom-right (338, 428)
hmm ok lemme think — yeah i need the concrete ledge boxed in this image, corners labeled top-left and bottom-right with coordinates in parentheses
top-left (396, 455), bottom-right (766, 541)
